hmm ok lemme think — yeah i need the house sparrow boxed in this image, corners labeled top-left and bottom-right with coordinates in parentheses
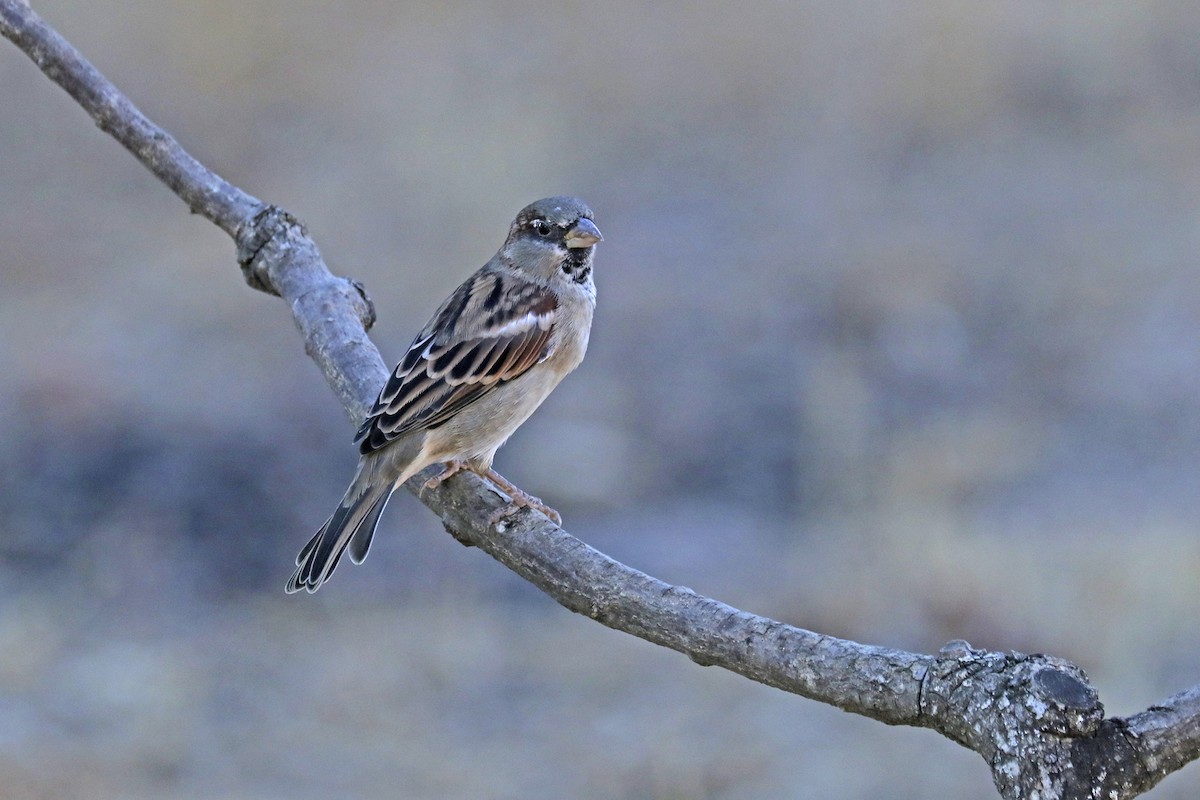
top-left (287, 197), bottom-right (601, 593)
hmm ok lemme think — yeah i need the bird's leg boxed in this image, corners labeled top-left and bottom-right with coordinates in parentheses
top-left (476, 466), bottom-right (563, 527)
top-left (422, 459), bottom-right (472, 493)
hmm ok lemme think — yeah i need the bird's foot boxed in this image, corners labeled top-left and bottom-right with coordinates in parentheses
top-left (422, 460), bottom-right (471, 493)
top-left (480, 467), bottom-right (563, 527)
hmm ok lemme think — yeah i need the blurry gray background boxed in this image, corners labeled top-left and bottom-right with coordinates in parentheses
top-left (2, 1), bottom-right (1199, 798)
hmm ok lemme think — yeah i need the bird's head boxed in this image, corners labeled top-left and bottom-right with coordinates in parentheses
top-left (502, 196), bottom-right (602, 285)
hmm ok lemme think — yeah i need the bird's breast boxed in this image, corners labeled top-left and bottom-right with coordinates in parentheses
top-left (545, 287), bottom-right (594, 375)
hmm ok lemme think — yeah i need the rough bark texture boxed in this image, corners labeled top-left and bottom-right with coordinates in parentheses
top-left (3, 2), bottom-right (1198, 796)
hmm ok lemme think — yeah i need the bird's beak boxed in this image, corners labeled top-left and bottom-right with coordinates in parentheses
top-left (565, 218), bottom-right (603, 249)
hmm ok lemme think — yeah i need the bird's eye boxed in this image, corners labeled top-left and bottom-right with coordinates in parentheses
top-left (532, 219), bottom-right (552, 237)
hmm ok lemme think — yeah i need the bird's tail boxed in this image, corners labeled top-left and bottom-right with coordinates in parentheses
top-left (286, 447), bottom-right (421, 594)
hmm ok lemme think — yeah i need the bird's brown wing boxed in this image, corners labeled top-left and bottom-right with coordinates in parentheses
top-left (355, 270), bottom-right (559, 454)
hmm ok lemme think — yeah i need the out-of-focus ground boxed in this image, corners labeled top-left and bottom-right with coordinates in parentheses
top-left (2, 1), bottom-right (1199, 797)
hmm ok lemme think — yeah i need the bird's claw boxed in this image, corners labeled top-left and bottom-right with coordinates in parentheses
top-left (425, 462), bottom-right (562, 527)
top-left (422, 460), bottom-right (471, 494)
top-left (487, 491), bottom-right (563, 528)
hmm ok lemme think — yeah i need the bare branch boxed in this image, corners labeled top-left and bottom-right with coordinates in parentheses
top-left (3, 2), bottom-right (1198, 796)
top-left (414, 470), bottom-right (1193, 799)
top-left (0, 0), bottom-right (384, 420)
top-left (0, 0), bottom-right (256, 235)
top-left (1126, 685), bottom-right (1200, 780)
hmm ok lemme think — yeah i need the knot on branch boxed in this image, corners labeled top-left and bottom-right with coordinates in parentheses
top-left (234, 205), bottom-right (376, 330)
top-left (924, 641), bottom-right (1103, 741)
top-left (235, 204), bottom-right (293, 296)
top-left (923, 641), bottom-right (1117, 798)
top-left (1029, 665), bottom-right (1102, 737)
top-left (346, 277), bottom-right (376, 331)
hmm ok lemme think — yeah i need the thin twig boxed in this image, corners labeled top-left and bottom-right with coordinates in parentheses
top-left (0, 0), bottom-right (258, 234)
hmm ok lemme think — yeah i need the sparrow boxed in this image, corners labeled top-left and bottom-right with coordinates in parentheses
top-left (286, 196), bottom-right (602, 593)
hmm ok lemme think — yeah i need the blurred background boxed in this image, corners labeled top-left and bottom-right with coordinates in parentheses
top-left (2, 1), bottom-right (1199, 797)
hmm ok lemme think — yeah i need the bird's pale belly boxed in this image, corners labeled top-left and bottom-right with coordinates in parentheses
top-left (424, 291), bottom-right (591, 468)
top-left (422, 364), bottom-right (567, 467)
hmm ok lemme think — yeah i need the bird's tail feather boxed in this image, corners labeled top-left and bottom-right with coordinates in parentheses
top-left (287, 440), bottom-right (427, 593)
top-left (286, 484), bottom-right (392, 594)
top-left (348, 491), bottom-right (391, 565)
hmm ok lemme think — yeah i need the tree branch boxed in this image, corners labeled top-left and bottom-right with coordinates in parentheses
top-left (3, 2), bottom-right (1198, 796)
top-left (0, 0), bottom-right (384, 421)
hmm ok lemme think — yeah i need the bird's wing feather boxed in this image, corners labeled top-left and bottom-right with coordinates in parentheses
top-left (355, 270), bottom-right (559, 454)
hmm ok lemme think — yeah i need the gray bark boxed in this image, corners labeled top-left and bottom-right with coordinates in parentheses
top-left (2, 2), bottom-right (1197, 796)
